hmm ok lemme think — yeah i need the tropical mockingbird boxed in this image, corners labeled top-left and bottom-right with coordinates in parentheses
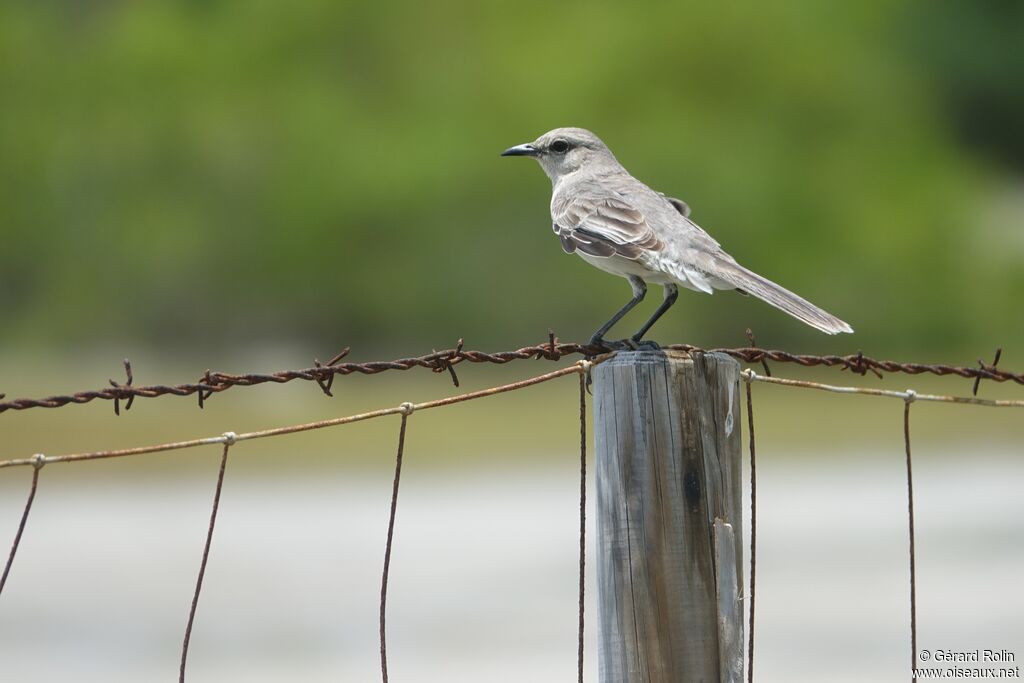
top-left (502, 127), bottom-right (853, 347)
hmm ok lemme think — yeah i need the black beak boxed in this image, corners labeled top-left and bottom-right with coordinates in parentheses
top-left (500, 143), bottom-right (539, 157)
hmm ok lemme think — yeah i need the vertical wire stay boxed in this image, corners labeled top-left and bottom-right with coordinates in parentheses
top-left (744, 380), bottom-right (757, 683)
top-left (0, 457), bottom-right (44, 598)
top-left (380, 405), bottom-right (412, 683)
top-left (180, 438), bottom-right (234, 683)
top-left (577, 372), bottom-right (587, 683)
top-left (903, 396), bottom-right (918, 683)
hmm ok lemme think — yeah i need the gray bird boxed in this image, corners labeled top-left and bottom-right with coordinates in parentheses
top-left (502, 127), bottom-right (853, 347)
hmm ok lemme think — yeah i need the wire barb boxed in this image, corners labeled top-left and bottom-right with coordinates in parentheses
top-left (972, 348), bottom-right (1002, 396)
top-left (108, 358), bottom-right (135, 416)
top-left (312, 347), bottom-right (350, 397)
top-left (745, 328), bottom-right (771, 377)
top-left (430, 338), bottom-right (463, 387)
top-left (839, 350), bottom-right (883, 379)
top-left (544, 329), bottom-right (564, 361)
top-left (197, 371), bottom-right (215, 410)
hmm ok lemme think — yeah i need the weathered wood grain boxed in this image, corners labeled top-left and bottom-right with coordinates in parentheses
top-left (593, 350), bottom-right (743, 682)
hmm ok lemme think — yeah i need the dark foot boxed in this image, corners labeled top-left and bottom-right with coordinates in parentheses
top-left (590, 337), bottom-right (662, 352)
top-left (629, 337), bottom-right (661, 351)
top-left (588, 337), bottom-right (635, 351)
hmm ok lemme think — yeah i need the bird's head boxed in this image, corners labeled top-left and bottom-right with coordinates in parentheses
top-left (501, 127), bottom-right (620, 183)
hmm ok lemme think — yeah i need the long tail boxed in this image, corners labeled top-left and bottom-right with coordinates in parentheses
top-left (712, 261), bottom-right (853, 335)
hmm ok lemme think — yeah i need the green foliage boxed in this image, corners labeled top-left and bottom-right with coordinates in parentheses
top-left (0, 1), bottom-right (1018, 357)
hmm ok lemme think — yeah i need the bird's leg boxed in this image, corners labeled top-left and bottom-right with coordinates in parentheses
top-left (588, 276), bottom-right (646, 348)
top-left (629, 283), bottom-right (678, 346)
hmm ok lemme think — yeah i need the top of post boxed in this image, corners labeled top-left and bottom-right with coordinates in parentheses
top-left (598, 348), bottom-right (694, 367)
top-left (594, 348), bottom-right (742, 374)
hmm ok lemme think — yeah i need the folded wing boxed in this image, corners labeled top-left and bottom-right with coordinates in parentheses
top-left (552, 194), bottom-right (662, 259)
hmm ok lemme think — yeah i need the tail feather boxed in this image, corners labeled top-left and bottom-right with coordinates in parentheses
top-left (713, 262), bottom-right (853, 335)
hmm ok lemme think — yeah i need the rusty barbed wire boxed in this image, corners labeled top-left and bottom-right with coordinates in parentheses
top-left (0, 363), bottom-right (593, 470)
top-left (2, 361), bottom-right (599, 683)
top-left (3, 348), bottom-right (1021, 681)
top-left (972, 348), bottom-right (1002, 396)
top-left (0, 339), bottom-right (1021, 416)
top-left (678, 344), bottom-right (1023, 386)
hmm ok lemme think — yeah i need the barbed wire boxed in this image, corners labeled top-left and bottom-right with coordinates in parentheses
top-left (691, 344), bottom-right (1015, 388)
top-left (0, 362), bottom-right (594, 469)
top-left (0, 337), bottom-right (1018, 416)
top-left (3, 350), bottom-right (1020, 681)
top-left (0, 359), bottom-right (598, 683)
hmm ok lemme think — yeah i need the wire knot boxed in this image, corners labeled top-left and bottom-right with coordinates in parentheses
top-left (222, 431), bottom-right (237, 446)
top-left (972, 348), bottom-right (1002, 396)
top-left (31, 453), bottom-right (46, 469)
top-left (904, 389), bottom-right (917, 404)
top-left (541, 330), bottom-right (563, 361)
top-left (197, 370), bottom-right (216, 409)
top-left (430, 339), bottom-right (463, 387)
top-left (398, 402), bottom-right (415, 416)
top-left (313, 347), bottom-right (351, 397)
top-left (108, 358), bottom-right (135, 416)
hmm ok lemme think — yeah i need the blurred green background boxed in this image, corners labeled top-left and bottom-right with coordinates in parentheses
top-left (1, 0), bottom-right (1021, 361)
top-left (2, 4), bottom-right (1023, 682)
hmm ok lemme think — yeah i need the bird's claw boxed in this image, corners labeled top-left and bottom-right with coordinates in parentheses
top-left (589, 337), bottom-right (662, 352)
top-left (630, 338), bottom-right (661, 351)
top-left (589, 337), bottom-right (628, 351)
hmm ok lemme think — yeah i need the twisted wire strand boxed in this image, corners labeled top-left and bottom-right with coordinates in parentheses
top-left (0, 364), bottom-right (593, 470)
top-left (1, 340), bottom-right (1019, 415)
top-left (2, 350), bottom-right (1017, 683)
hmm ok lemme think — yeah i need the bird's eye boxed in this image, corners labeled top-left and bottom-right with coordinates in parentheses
top-left (550, 139), bottom-right (570, 154)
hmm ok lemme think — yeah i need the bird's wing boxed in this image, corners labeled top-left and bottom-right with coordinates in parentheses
top-left (552, 192), bottom-right (662, 259)
top-left (660, 193), bottom-right (691, 217)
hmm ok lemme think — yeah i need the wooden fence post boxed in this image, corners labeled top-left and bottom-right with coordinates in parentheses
top-left (593, 350), bottom-right (744, 683)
